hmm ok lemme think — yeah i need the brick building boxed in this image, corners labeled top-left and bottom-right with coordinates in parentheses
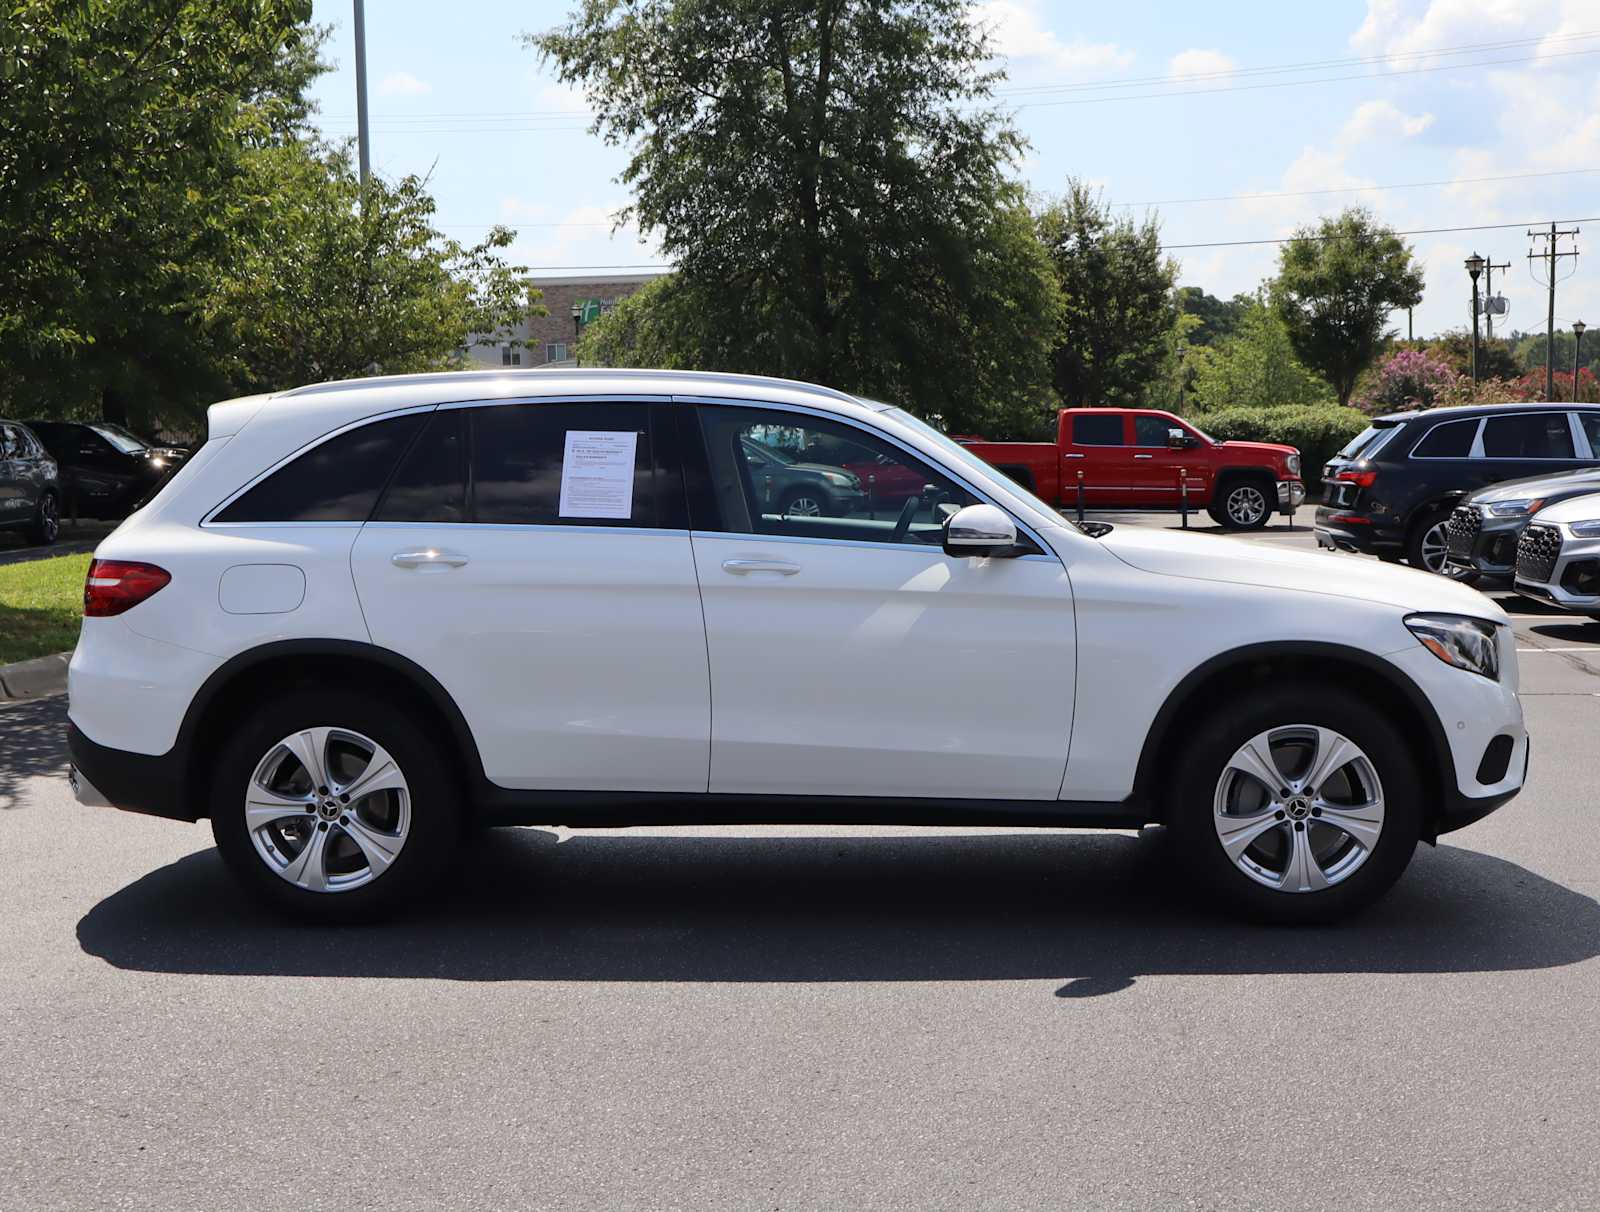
top-left (466, 273), bottom-right (665, 368)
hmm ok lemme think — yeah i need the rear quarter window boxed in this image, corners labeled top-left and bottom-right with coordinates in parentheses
top-left (1410, 419), bottom-right (1478, 459)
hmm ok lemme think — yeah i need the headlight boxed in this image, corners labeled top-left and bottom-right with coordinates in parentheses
top-left (1569, 519), bottom-right (1600, 537)
top-left (1486, 498), bottom-right (1543, 517)
top-left (1405, 613), bottom-right (1500, 681)
top-left (822, 472), bottom-right (852, 487)
top-left (1286, 453), bottom-right (1301, 476)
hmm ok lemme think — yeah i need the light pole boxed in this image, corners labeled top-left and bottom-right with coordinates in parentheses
top-left (1575, 320), bottom-right (1587, 402)
top-left (353, 0), bottom-right (371, 188)
top-left (569, 302), bottom-right (582, 366)
top-left (1465, 253), bottom-right (1485, 385)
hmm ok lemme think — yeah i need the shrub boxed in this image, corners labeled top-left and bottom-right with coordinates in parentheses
top-left (1356, 349), bottom-right (1456, 414)
top-left (1192, 403), bottom-right (1369, 484)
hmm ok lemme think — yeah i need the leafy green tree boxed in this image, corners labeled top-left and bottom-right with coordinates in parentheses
top-left (0, 0), bottom-right (318, 427)
top-left (531, 0), bottom-right (1060, 434)
top-left (1270, 208), bottom-right (1424, 407)
top-left (1035, 181), bottom-right (1177, 408)
top-left (1188, 297), bottom-right (1331, 411)
top-left (202, 142), bottom-right (535, 393)
top-left (1174, 287), bottom-right (1249, 347)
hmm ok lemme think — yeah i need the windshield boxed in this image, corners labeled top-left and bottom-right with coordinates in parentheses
top-left (89, 423), bottom-right (150, 454)
top-left (882, 406), bottom-right (1069, 526)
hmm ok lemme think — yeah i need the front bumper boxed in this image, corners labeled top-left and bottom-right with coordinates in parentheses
top-left (1512, 524), bottom-right (1600, 614)
top-left (1277, 480), bottom-right (1306, 510)
top-left (1443, 505), bottom-right (1522, 580)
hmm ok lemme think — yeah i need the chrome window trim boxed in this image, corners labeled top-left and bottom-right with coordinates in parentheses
top-left (1410, 409), bottom-right (1591, 463)
top-left (359, 521), bottom-right (689, 539)
top-left (1569, 411), bottom-right (1596, 461)
top-left (688, 528), bottom-right (1059, 562)
top-left (671, 393), bottom-right (1059, 559)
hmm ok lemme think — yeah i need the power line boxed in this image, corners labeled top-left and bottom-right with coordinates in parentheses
top-left (1112, 168), bottom-right (1600, 209)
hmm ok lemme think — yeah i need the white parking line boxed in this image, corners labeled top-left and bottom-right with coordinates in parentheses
top-left (1517, 647), bottom-right (1600, 653)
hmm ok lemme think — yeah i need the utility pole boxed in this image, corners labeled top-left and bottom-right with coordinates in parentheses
top-left (1482, 258), bottom-right (1509, 342)
top-left (353, 0), bottom-right (372, 189)
top-left (1528, 222), bottom-right (1580, 400)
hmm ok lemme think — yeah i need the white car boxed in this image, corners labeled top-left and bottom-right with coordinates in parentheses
top-left (1513, 491), bottom-right (1600, 618)
top-left (67, 370), bottom-right (1527, 923)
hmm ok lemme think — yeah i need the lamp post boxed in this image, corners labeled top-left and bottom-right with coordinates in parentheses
top-left (1465, 253), bottom-right (1485, 386)
top-left (569, 302), bottom-right (582, 366)
top-left (1575, 320), bottom-right (1587, 402)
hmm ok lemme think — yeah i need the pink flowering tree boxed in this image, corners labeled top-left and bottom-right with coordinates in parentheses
top-left (1356, 349), bottom-right (1458, 414)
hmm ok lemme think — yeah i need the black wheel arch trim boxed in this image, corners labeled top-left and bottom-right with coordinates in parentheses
top-left (1130, 639), bottom-right (1489, 841)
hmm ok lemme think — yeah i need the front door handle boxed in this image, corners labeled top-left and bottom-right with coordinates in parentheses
top-left (1063, 453), bottom-right (1085, 459)
top-left (722, 558), bottom-right (800, 576)
top-left (392, 549), bottom-right (470, 569)
top-left (1133, 453), bottom-right (1154, 459)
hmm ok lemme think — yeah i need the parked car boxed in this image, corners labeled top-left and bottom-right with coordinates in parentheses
top-left (738, 435), bottom-right (865, 517)
top-left (1511, 492), bottom-right (1600, 619)
top-left (1318, 402), bottom-right (1600, 572)
top-left (960, 407), bottom-right (1304, 530)
top-left (67, 369), bottom-right (1525, 925)
top-left (0, 420), bottom-right (61, 545)
top-left (23, 420), bottom-right (189, 520)
top-left (1444, 466), bottom-right (1600, 582)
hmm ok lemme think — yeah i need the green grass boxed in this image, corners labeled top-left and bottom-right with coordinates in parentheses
top-left (0, 553), bottom-right (91, 665)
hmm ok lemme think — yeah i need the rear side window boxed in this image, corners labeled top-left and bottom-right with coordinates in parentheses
top-left (471, 402), bottom-right (656, 528)
top-left (1072, 414), bottom-right (1124, 446)
top-left (373, 409), bottom-right (468, 523)
top-left (213, 412), bottom-right (425, 523)
top-left (1482, 412), bottom-right (1575, 459)
top-left (1411, 419), bottom-right (1477, 459)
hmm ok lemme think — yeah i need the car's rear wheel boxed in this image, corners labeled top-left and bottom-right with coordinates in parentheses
top-left (1406, 506), bottom-right (1453, 573)
top-left (26, 491), bottom-right (59, 545)
top-left (1167, 686), bottom-right (1423, 923)
top-left (1209, 478), bottom-right (1272, 530)
top-left (209, 689), bottom-right (460, 921)
top-left (778, 488), bottom-right (828, 517)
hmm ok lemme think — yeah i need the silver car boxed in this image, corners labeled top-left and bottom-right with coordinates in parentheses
top-left (1512, 491), bottom-right (1600, 618)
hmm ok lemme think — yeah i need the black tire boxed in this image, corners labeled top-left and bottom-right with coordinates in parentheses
top-left (208, 688), bottom-right (461, 922)
top-left (1165, 685), bottom-right (1423, 924)
top-left (1405, 505), bottom-right (1454, 573)
top-left (25, 491), bottom-right (59, 545)
top-left (777, 486), bottom-right (832, 518)
top-left (1210, 474), bottom-right (1274, 530)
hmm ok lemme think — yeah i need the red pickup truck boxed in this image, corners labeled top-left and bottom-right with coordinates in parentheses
top-left (960, 407), bottom-right (1305, 530)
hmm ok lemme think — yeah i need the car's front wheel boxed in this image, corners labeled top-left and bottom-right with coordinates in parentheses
top-left (26, 491), bottom-right (59, 545)
top-left (1167, 686), bottom-right (1423, 923)
top-left (1209, 478), bottom-right (1273, 530)
top-left (209, 689), bottom-right (461, 921)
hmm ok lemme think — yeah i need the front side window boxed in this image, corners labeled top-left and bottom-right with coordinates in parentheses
top-left (694, 405), bottom-right (977, 546)
top-left (1411, 419), bottom-right (1478, 459)
top-left (1133, 415), bottom-right (1179, 447)
top-left (1482, 412), bottom-right (1576, 459)
top-left (1072, 413), bottom-right (1125, 446)
top-left (1579, 412), bottom-right (1600, 455)
top-left (213, 412), bottom-right (426, 523)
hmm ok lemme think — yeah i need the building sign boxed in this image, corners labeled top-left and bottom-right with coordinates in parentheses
top-left (577, 298), bottom-right (604, 324)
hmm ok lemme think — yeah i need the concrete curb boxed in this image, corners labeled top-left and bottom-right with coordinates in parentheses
top-left (0, 651), bottom-right (70, 701)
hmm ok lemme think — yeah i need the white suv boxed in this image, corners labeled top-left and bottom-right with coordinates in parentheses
top-left (68, 370), bottom-right (1527, 923)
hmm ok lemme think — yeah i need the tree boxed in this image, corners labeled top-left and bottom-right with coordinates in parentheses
top-left (1425, 329), bottom-right (1520, 381)
top-left (0, 0), bottom-right (318, 427)
top-left (1187, 297), bottom-right (1331, 411)
top-left (202, 142), bottom-right (535, 393)
top-left (530, 0), bottom-right (1061, 434)
top-left (1270, 208), bottom-right (1424, 407)
top-left (1173, 287), bottom-right (1249, 347)
top-left (1035, 181), bottom-right (1176, 407)
top-left (1355, 349), bottom-right (1456, 414)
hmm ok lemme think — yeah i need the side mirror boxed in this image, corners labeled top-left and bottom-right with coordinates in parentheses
top-left (1167, 427), bottom-right (1187, 449)
top-left (943, 503), bottom-right (1018, 557)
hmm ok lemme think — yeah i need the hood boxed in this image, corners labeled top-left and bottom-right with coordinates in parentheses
top-left (790, 462), bottom-right (857, 479)
top-left (1532, 491), bottom-right (1600, 526)
top-left (1471, 467), bottom-right (1600, 504)
top-left (1217, 439), bottom-right (1296, 457)
top-left (1098, 525), bottom-right (1507, 622)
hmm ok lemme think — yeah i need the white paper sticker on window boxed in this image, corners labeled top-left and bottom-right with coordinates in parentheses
top-left (558, 430), bottom-right (638, 519)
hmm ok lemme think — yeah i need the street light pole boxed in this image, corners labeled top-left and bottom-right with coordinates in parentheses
top-left (1575, 320), bottom-right (1587, 402)
top-left (353, 0), bottom-right (371, 188)
top-left (1465, 253), bottom-right (1485, 386)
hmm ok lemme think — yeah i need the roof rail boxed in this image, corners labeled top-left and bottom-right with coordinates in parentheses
top-left (275, 366), bottom-right (862, 406)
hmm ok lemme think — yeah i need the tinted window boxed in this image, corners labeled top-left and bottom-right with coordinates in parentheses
top-left (1072, 414), bottom-right (1124, 446)
top-left (0, 425), bottom-right (18, 459)
top-left (213, 413), bottom-right (424, 523)
top-left (471, 402), bottom-right (655, 527)
top-left (1411, 419), bottom-right (1477, 459)
top-left (694, 405), bottom-right (978, 546)
top-left (1482, 412), bottom-right (1575, 459)
top-left (1134, 415), bottom-right (1176, 447)
top-left (1580, 412), bottom-right (1600, 454)
top-left (374, 409), bottom-right (468, 523)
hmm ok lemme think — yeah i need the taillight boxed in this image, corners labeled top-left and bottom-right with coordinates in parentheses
top-left (84, 559), bottom-right (171, 617)
top-left (1337, 469), bottom-right (1379, 488)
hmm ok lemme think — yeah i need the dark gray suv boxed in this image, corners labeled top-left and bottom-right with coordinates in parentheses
top-left (0, 421), bottom-right (61, 545)
top-left (1444, 466), bottom-right (1600, 583)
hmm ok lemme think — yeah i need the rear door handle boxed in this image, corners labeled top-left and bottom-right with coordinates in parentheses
top-left (1063, 453), bottom-right (1085, 459)
top-left (1133, 453), bottom-right (1154, 459)
top-left (722, 558), bottom-right (800, 576)
top-left (392, 549), bottom-right (470, 569)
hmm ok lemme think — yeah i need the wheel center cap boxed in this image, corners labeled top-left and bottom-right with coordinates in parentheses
top-left (1285, 796), bottom-right (1311, 820)
top-left (318, 799), bottom-right (340, 820)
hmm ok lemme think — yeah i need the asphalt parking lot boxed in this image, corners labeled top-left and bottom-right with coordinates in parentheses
top-left (3, 510), bottom-right (1598, 1210)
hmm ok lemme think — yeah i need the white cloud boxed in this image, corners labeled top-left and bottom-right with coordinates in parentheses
top-left (1168, 49), bottom-right (1235, 80)
top-left (377, 71), bottom-right (432, 98)
top-left (1339, 99), bottom-right (1435, 144)
top-left (974, 0), bottom-right (1133, 75)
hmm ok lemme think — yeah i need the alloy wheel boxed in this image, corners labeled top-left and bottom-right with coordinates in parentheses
top-left (784, 495), bottom-right (823, 517)
top-left (1212, 724), bottom-right (1385, 893)
top-left (1226, 485), bottom-right (1267, 526)
top-left (245, 726), bottom-right (411, 893)
top-left (1418, 521), bottom-right (1450, 573)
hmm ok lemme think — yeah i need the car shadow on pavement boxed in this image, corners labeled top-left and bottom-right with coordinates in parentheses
top-left (0, 695), bottom-right (68, 809)
top-left (77, 825), bottom-right (1600, 994)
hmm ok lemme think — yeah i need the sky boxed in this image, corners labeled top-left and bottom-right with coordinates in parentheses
top-left (307, 0), bottom-right (1600, 341)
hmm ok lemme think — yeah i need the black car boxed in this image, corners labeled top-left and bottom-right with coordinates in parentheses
top-left (1443, 465), bottom-right (1600, 583)
top-left (23, 420), bottom-right (189, 520)
top-left (1316, 402), bottom-right (1600, 572)
top-left (0, 420), bottom-right (61, 545)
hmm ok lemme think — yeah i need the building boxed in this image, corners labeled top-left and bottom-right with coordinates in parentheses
top-left (464, 273), bottom-right (666, 369)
